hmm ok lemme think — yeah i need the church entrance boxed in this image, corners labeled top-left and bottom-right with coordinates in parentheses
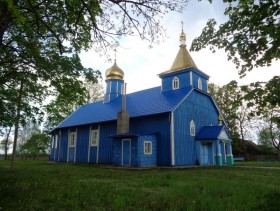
top-left (122, 139), bottom-right (131, 166)
top-left (201, 143), bottom-right (212, 166)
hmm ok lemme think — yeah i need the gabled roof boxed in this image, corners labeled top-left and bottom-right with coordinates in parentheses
top-left (195, 125), bottom-right (231, 140)
top-left (55, 86), bottom-right (193, 129)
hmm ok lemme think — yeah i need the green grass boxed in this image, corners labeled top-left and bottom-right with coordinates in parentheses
top-left (0, 160), bottom-right (280, 210)
top-left (234, 161), bottom-right (280, 167)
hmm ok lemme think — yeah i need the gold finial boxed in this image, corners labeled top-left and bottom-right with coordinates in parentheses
top-left (180, 22), bottom-right (186, 44)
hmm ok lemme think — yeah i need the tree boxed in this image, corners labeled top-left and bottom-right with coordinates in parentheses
top-left (84, 80), bottom-right (105, 103)
top-left (0, 126), bottom-right (13, 160)
top-left (191, 0), bottom-right (280, 77)
top-left (258, 128), bottom-right (276, 154)
top-left (21, 133), bottom-right (49, 159)
top-left (243, 76), bottom-right (280, 160)
top-left (0, 0), bottom-right (187, 170)
top-left (209, 81), bottom-right (253, 141)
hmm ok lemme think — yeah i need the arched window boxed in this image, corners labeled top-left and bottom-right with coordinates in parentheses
top-left (198, 78), bottom-right (202, 90)
top-left (190, 120), bottom-right (195, 136)
top-left (172, 77), bottom-right (179, 90)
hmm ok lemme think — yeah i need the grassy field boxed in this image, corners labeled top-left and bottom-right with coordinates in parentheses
top-left (234, 161), bottom-right (280, 167)
top-left (0, 160), bottom-right (280, 210)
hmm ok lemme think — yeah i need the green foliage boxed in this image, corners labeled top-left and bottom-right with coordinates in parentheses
top-left (209, 80), bottom-right (251, 140)
top-left (191, 0), bottom-right (280, 77)
top-left (0, 160), bottom-right (280, 210)
top-left (20, 133), bottom-right (49, 159)
top-left (0, 0), bottom-right (188, 170)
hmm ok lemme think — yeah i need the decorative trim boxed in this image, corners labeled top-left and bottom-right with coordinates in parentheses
top-left (88, 126), bottom-right (91, 163)
top-left (144, 141), bottom-right (152, 155)
top-left (67, 129), bottom-right (70, 163)
top-left (190, 120), bottom-right (195, 136)
top-left (96, 125), bottom-right (100, 163)
top-left (171, 112), bottom-right (175, 165)
top-left (172, 76), bottom-right (179, 90)
top-left (58, 130), bottom-right (61, 162)
top-left (74, 128), bottom-right (77, 163)
top-left (198, 77), bottom-right (202, 90)
top-left (172, 88), bottom-right (194, 112)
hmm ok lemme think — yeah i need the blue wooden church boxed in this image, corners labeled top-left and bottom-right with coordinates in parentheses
top-left (50, 30), bottom-right (234, 167)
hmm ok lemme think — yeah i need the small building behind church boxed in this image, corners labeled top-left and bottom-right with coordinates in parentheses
top-left (49, 30), bottom-right (234, 167)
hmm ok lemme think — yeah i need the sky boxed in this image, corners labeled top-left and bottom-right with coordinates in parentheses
top-left (80, 0), bottom-right (279, 94)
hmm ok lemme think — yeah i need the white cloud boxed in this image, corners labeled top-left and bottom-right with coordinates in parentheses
top-left (80, 1), bottom-right (280, 93)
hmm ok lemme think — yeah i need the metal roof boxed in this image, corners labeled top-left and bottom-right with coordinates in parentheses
top-left (55, 86), bottom-right (193, 129)
top-left (195, 126), bottom-right (229, 140)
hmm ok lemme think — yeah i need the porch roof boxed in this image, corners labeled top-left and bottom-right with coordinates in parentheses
top-left (195, 125), bottom-right (231, 140)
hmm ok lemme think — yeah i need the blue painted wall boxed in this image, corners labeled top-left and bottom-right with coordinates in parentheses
top-left (59, 129), bottom-right (68, 162)
top-left (52, 113), bottom-right (170, 166)
top-left (173, 90), bottom-right (219, 165)
top-left (192, 71), bottom-right (208, 92)
top-left (98, 122), bottom-right (116, 163)
top-left (76, 126), bottom-right (90, 163)
top-left (160, 68), bottom-right (209, 93)
top-left (137, 135), bottom-right (157, 167)
top-left (112, 134), bottom-right (157, 167)
top-left (104, 79), bottom-right (123, 103)
top-left (129, 114), bottom-right (171, 166)
top-left (160, 70), bottom-right (191, 92)
top-left (68, 147), bottom-right (75, 162)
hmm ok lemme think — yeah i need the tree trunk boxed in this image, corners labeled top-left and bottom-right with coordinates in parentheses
top-left (10, 80), bottom-right (24, 171)
top-left (4, 126), bottom-right (12, 160)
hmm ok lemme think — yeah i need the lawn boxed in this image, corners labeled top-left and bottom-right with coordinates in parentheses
top-left (234, 161), bottom-right (280, 167)
top-left (0, 160), bottom-right (279, 210)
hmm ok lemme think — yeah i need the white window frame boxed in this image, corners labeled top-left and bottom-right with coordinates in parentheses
top-left (51, 136), bottom-right (54, 148)
top-left (144, 141), bottom-right (152, 155)
top-left (55, 134), bottom-right (58, 148)
top-left (172, 77), bottom-right (179, 90)
top-left (206, 80), bottom-right (209, 92)
top-left (190, 120), bottom-right (195, 136)
top-left (198, 78), bottom-right (202, 90)
top-left (90, 129), bottom-right (99, 146)
top-left (69, 132), bottom-right (76, 147)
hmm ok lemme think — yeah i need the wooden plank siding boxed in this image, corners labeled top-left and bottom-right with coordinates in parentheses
top-left (129, 114), bottom-right (171, 166)
top-left (173, 90), bottom-right (219, 165)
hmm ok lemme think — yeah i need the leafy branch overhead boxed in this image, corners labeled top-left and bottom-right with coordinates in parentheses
top-left (191, 0), bottom-right (280, 77)
top-left (0, 0), bottom-right (187, 170)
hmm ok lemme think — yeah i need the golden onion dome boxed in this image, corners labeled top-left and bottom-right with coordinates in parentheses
top-left (105, 61), bottom-right (124, 80)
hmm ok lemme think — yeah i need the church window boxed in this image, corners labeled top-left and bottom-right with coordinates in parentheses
top-left (69, 132), bottom-right (76, 147)
top-left (190, 120), bottom-right (195, 136)
top-left (144, 141), bottom-right (152, 154)
top-left (172, 77), bottom-right (179, 90)
top-left (198, 78), bottom-right (202, 90)
top-left (206, 80), bottom-right (209, 92)
top-left (90, 129), bottom-right (99, 146)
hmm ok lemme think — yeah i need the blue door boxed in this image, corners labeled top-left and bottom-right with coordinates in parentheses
top-left (201, 144), bottom-right (209, 166)
top-left (122, 139), bottom-right (131, 166)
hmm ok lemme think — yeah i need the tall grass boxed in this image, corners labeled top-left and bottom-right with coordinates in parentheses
top-left (0, 160), bottom-right (279, 210)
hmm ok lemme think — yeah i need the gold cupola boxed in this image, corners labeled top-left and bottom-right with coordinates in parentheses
top-left (169, 29), bottom-right (198, 72)
top-left (105, 60), bottom-right (124, 80)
